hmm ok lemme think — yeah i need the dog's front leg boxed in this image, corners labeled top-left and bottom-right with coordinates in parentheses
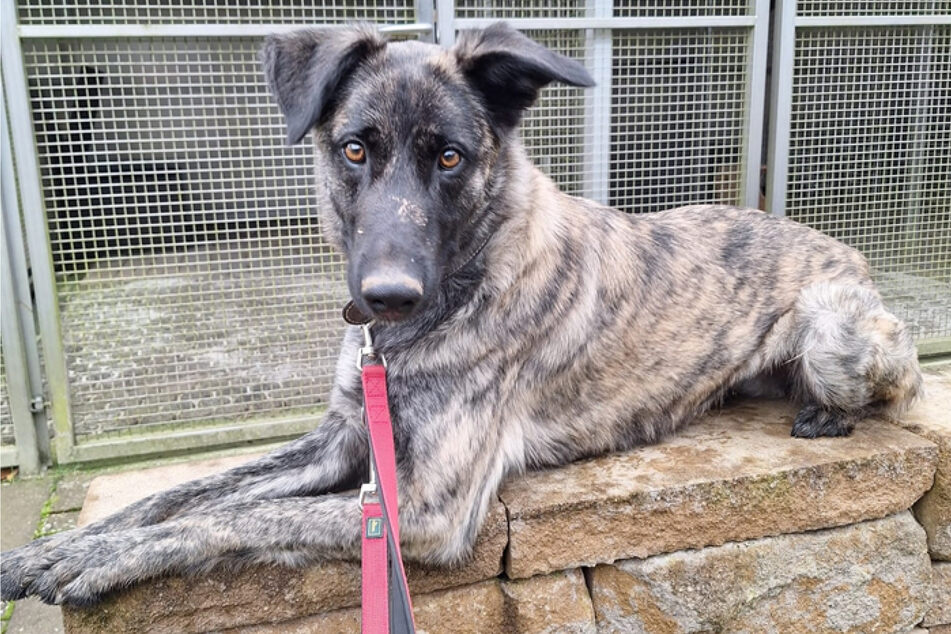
top-left (1, 330), bottom-right (369, 602)
top-left (21, 494), bottom-right (363, 606)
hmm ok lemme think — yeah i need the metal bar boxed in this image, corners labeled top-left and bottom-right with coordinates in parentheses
top-left (796, 15), bottom-right (951, 27)
top-left (583, 0), bottom-right (612, 205)
top-left (765, 0), bottom-right (797, 217)
top-left (66, 415), bottom-right (321, 464)
top-left (415, 0), bottom-right (435, 43)
top-left (18, 23), bottom-right (434, 39)
top-left (0, 80), bottom-right (50, 467)
top-left (452, 16), bottom-right (759, 31)
top-left (0, 445), bottom-right (19, 469)
top-left (1, 0), bottom-right (76, 463)
top-left (1, 177), bottom-right (43, 474)
top-left (742, 0), bottom-right (771, 209)
top-left (435, 0), bottom-right (455, 46)
top-left (918, 337), bottom-right (951, 359)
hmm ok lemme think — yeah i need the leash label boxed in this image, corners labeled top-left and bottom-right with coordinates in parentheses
top-left (366, 517), bottom-right (384, 539)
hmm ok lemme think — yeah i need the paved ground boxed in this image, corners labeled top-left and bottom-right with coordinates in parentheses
top-left (0, 443), bottom-right (276, 634)
top-left (0, 473), bottom-right (87, 634)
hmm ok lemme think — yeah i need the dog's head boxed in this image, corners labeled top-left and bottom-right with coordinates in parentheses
top-left (261, 24), bottom-right (593, 323)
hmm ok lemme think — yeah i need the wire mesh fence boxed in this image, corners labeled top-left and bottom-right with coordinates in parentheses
top-left (17, 1), bottom-right (416, 25)
top-left (0, 350), bottom-right (12, 447)
top-left (2, 0), bottom-right (948, 462)
top-left (21, 36), bottom-right (354, 440)
top-left (781, 16), bottom-right (950, 343)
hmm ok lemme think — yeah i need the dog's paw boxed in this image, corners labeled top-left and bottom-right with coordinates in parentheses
top-left (791, 404), bottom-right (855, 438)
top-left (23, 534), bottom-right (120, 605)
top-left (1, 564), bottom-right (28, 601)
top-left (0, 536), bottom-right (61, 601)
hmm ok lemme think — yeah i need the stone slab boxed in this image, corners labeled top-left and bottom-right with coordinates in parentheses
top-left (64, 453), bottom-right (507, 633)
top-left (500, 400), bottom-right (938, 578)
top-left (76, 453), bottom-right (266, 527)
top-left (587, 511), bottom-right (931, 633)
top-left (500, 568), bottom-right (595, 633)
top-left (222, 579), bottom-right (508, 634)
top-left (925, 561), bottom-right (951, 628)
top-left (50, 474), bottom-right (96, 514)
top-left (37, 511), bottom-right (79, 537)
top-left (220, 570), bottom-right (595, 634)
top-left (0, 479), bottom-right (53, 550)
top-left (6, 597), bottom-right (64, 634)
top-left (898, 368), bottom-right (951, 560)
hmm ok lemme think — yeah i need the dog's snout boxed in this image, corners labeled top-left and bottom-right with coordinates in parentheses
top-left (361, 275), bottom-right (424, 321)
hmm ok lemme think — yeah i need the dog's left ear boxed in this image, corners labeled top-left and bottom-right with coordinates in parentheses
top-left (261, 26), bottom-right (386, 145)
top-left (454, 23), bottom-right (595, 131)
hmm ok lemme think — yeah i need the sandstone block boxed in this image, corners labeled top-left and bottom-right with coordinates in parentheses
top-left (64, 454), bottom-right (506, 633)
top-left (587, 511), bottom-right (931, 633)
top-left (924, 561), bottom-right (951, 628)
top-left (224, 570), bottom-right (597, 633)
top-left (501, 400), bottom-right (938, 578)
top-left (897, 368), bottom-right (951, 560)
top-left (500, 568), bottom-right (596, 633)
top-left (225, 579), bottom-right (508, 634)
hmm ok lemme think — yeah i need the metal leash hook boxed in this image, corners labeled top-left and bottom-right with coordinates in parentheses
top-left (357, 322), bottom-right (387, 370)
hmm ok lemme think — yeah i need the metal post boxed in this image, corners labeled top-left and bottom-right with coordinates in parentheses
top-left (1, 204), bottom-right (42, 474)
top-left (743, 0), bottom-right (771, 209)
top-left (583, 0), bottom-right (612, 205)
top-left (0, 86), bottom-right (51, 470)
top-left (1, 0), bottom-right (76, 463)
top-left (765, 0), bottom-right (797, 216)
top-left (415, 0), bottom-right (435, 43)
top-left (435, 0), bottom-right (455, 46)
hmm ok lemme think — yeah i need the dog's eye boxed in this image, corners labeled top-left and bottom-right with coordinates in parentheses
top-left (438, 149), bottom-right (461, 171)
top-left (343, 142), bottom-right (366, 164)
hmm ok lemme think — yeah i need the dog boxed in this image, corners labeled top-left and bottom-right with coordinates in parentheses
top-left (0, 23), bottom-right (921, 607)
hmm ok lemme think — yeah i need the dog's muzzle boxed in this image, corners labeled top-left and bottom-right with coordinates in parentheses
top-left (360, 271), bottom-right (424, 321)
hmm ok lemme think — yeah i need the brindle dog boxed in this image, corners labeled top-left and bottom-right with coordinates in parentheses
top-left (1, 24), bottom-right (921, 606)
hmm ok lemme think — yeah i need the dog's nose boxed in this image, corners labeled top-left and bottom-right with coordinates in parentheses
top-left (361, 278), bottom-right (423, 320)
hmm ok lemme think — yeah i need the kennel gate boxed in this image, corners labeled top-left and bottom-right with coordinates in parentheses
top-left (0, 0), bottom-right (947, 469)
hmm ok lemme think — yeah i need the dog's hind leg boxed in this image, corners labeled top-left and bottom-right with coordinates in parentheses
top-left (788, 281), bottom-right (921, 438)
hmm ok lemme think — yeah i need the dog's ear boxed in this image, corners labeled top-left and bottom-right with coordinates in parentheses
top-left (261, 26), bottom-right (386, 145)
top-left (454, 23), bottom-right (595, 131)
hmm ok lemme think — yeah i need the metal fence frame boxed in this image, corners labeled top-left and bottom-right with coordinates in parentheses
top-left (1, 1), bottom-right (435, 465)
top-left (0, 0), bottom-right (946, 467)
top-left (766, 0), bottom-right (951, 356)
top-left (438, 0), bottom-right (772, 210)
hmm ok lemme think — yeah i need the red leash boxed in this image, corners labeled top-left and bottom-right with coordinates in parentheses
top-left (359, 325), bottom-right (416, 634)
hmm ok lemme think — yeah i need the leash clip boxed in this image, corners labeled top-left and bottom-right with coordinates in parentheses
top-left (359, 481), bottom-right (379, 506)
top-left (356, 322), bottom-right (387, 369)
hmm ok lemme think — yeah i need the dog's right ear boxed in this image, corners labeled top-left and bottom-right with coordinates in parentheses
top-left (261, 26), bottom-right (386, 145)
top-left (454, 23), bottom-right (595, 132)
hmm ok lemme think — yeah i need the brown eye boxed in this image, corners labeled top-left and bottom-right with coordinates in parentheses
top-left (438, 148), bottom-right (461, 170)
top-left (343, 141), bottom-right (365, 164)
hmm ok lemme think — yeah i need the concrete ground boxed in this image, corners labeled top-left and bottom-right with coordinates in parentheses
top-left (1, 472), bottom-right (91, 634)
top-left (0, 442), bottom-right (279, 634)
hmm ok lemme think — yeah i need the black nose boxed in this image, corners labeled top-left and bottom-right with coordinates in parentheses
top-left (362, 280), bottom-right (423, 321)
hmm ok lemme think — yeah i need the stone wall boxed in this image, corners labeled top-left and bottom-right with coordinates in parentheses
top-left (64, 369), bottom-right (951, 633)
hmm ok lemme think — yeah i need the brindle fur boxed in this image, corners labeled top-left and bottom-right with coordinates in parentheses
top-left (1, 24), bottom-right (921, 606)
